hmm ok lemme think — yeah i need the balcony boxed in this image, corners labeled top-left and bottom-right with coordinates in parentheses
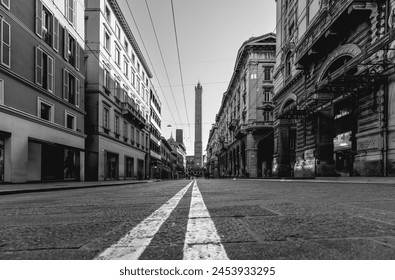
top-left (228, 119), bottom-right (238, 131)
top-left (246, 121), bottom-right (274, 131)
top-left (234, 124), bottom-right (246, 139)
top-left (121, 102), bottom-right (147, 129)
top-left (295, 0), bottom-right (376, 65)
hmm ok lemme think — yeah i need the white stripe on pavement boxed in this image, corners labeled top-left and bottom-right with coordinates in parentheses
top-left (183, 180), bottom-right (229, 260)
top-left (95, 181), bottom-right (194, 260)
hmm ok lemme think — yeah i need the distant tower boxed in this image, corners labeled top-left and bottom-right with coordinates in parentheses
top-left (194, 82), bottom-right (203, 167)
top-left (176, 129), bottom-right (183, 144)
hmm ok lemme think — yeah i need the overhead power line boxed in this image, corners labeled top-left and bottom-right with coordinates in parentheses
top-left (143, 0), bottom-right (186, 132)
top-left (170, 0), bottom-right (193, 150)
top-left (124, 0), bottom-right (179, 130)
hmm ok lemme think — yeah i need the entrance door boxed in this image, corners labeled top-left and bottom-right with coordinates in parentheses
top-left (137, 159), bottom-right (144, 180)
top-left (0, 139), bottom-right (4, 182)
top-left (106, 152), bottom-right (118, 180)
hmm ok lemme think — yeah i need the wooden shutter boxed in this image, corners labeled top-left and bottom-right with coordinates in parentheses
top-left (75, 44), bottom-right (80, 70)
top-left (35, 0), bottom-right (43, 37)
top-left (47, 55), bottom-right (53, 92)
top-left (35, 47), bottom-right (43, 85)
top-left (63, 28), bottom-right (69, 61)
top-left (63, 69), bottom-right (69, 100)
top-left (53, 17), bottom-right (59, 52)
top-left (1, 19), bottom-right (11, 67)
top-left (75, 78), bottom-right (80, 107)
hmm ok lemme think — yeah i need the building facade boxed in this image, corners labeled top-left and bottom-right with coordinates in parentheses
top-left (149, 86), bottom-right (162, 179)
top-left (273, 0), bottom-right (395, 177)
top-left (206, 124), bottom-right (219, 177)
top-left (85, 0), bottom-right (152, 181)
top-left (209, 34), bottom-right (276, 178)
top-left (0, 0), bottom-right (85, 183)
top-left (168, 134), bottom-right (186, 178)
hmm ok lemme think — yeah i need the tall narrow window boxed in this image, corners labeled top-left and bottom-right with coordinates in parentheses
top-left (105, 6), bottom-right (111, 22)
top-left (0, 79), bottom-right (4, 105)
top-left (35, 47), bottom-right (54, 92)
top-left (115, 24), bottom-right (120, 39)
top-left (115, 46), bottom-right (120, 66)
top-left (114, 115), bottom-right (120, 135)
top-left (63, 69), bottom-right (80, 107)
top-left (103, 67), bottom-right (111, 91)
top-left (103, 106), bottom-right (110, 130)
top-left (1, 19), bottom-right (11, 68)
top-left (264, 67), bottom-right (271, 81)
top-left (123, 57), bottom-right (129, 77)
top-left (104, 29), bottom-right (110, 51)
top-left (64, 30), bottom-right (80, 69)
top-left (285, 52), bottom-right (292, 78)
top-left (65, 0), bottom-right (76, 26)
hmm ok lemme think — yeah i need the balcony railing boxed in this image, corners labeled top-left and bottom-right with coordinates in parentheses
top-left (121, 102), bottom-right (147, 129)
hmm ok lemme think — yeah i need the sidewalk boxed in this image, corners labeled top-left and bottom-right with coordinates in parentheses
top-left (0, 179), bottom-right (158, 196)
top-left (238, 176), bottom-right (395, 185)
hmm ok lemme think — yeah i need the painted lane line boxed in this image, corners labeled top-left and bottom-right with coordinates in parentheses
top-left (96, 181), bottom-right (194, 260)
top-left (183, 180), bottom-right (229, 260)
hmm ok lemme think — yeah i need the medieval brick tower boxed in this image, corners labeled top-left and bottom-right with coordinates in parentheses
top-left (194, 82), bottom-right (203, 168)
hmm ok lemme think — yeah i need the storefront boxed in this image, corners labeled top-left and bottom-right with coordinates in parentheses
top-left (28, 139), bottom-right (81, 181)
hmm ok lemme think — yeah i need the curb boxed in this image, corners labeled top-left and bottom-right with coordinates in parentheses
top-left (0, 180), bottom-right (158, 196)
top-left (232, 178), bottom-right (395, 185)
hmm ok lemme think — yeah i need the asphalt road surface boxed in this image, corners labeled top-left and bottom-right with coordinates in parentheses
top-left (0, 179), bottom-right (395, 260)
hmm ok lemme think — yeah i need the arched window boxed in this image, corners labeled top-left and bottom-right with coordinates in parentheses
top-left (322, 55), bottom-right (353, 80)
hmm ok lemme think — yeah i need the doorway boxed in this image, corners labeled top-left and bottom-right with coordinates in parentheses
top-left (106, 152), bottom-right (119, 180)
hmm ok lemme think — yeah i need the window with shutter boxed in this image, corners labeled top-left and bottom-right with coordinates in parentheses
top-left (1, 19), bottom-right (11, 68)
top-left (64, 28), bottom-right (69, 61)
top-left (35, 0), bottom-right (43, 37)
top-left (53, 17), bottom-right (59, 52)
top-left (35, 47), bottom-right (43, 85)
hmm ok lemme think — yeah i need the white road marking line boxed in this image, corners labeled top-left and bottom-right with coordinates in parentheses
top-left (95, 181), bottom-right (194, 260)
top-left (183, 180), bottom-right (229, 260)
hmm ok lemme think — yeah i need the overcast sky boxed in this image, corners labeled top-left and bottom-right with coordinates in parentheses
top-left (118, 0), bottom-right (277, 155)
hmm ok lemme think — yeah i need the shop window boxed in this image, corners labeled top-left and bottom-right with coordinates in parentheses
top-left (125, 157), bottom-right (134, 178)
top-left (65, 110), bottom-right (76, 130)
top-left (63, 69), bottom-right (80, 107)
top-left (64, 149), bottom-right (76, 179)
top-left (1, 18), bottom-right (11, 68)
top-left (35, 47), bottom-right (54, 92)
top-left (38, 98), bottom-right (54, 122)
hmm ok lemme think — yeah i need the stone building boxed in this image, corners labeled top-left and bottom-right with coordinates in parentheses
top-left (85, 0), bottom-right (152, 180)
top-left (273, 0), bottom-right (395, 177)
top-left (149, 86), bottom-right (162, 179)
top-left (0, 0), bottom-right (85, 182)
top-left (206, 124), bottom-right (219, 177)
top-left (211, 33), bottom-right (276, 178)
